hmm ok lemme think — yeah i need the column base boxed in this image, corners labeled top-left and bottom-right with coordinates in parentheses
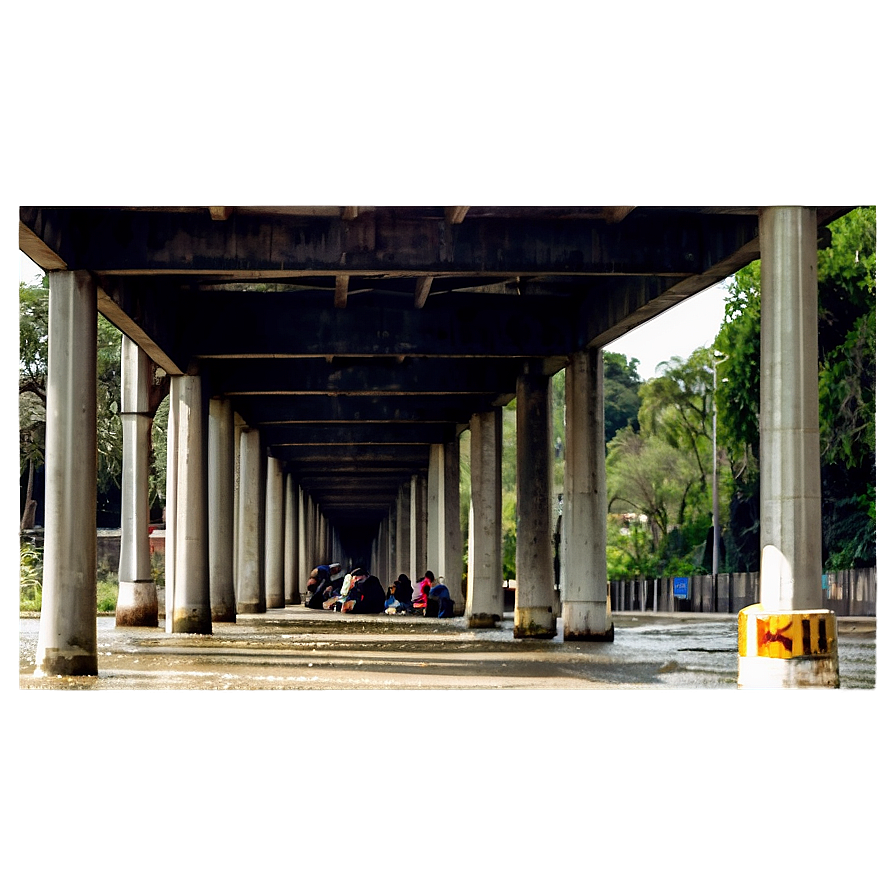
top-left (171, 607), bottom-right (213, 634)
top-left (266, 595), bottom-right (285, 609)
top-left (115, 580), bottom-right (159, 628)
top-left (737, 604), bottom-right (839, 688)
top-left (513, 606), bottom-right (557, 639)
top-left (562, 601), bottom-right (614, 641)
top-left (211, 605), bottom-right (236, 623)
top-left (468, 612), bottom-right (502, 629)
top-left (35, 650), bottom-right (98, 677)
top-left (237, 601), bottom-right (266, 615)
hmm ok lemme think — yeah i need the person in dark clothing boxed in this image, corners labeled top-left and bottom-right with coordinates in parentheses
top-left (392, 574), bottom-right (414, 613)
top-left (430, 582), bottom-right (454, 618)
top-left (342, 567), bottom-right (387, 614)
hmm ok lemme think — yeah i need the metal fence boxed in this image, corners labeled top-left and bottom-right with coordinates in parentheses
top-left (609, 567), bottom-right (876, 617)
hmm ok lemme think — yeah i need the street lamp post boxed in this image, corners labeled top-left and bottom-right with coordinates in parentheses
top-left (713, 358), bottom-right (719, 576)
top-left (712, 352), bottom-right (728, 581)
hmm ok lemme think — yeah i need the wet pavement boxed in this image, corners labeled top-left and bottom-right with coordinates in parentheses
top-left (18, 608), bottom-right (877, 689)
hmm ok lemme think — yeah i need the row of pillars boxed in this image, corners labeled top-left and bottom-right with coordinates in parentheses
top-left (32, 208), bottom-right (839, 685)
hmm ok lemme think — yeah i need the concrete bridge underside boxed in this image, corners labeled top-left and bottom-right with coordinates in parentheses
top-left (20, 205), bottom-right (852, 686)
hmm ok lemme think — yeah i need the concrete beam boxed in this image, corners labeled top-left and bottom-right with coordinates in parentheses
top-left (19, 206), bottom-right (764, 277)
top-left (234, 394), bottom-right (498, 425)
top-left (184, 292), bottom-right (576, 359)
top-left (208, 357), bottom-right (524, 397)
top-left (264, 421), bottom-right (461, 446)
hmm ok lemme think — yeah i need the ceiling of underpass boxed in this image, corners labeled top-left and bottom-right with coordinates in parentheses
top-left (19, 205), bottom-right (851, 544)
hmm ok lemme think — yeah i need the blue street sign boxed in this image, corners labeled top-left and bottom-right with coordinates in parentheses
top-left (673, 577), bottom-right (689, 598)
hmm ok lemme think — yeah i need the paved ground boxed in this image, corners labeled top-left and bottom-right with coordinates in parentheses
top-left (18, 608), bottom-right (877, 689)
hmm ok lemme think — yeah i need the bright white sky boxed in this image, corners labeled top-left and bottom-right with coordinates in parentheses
top-left (19, 251), bottom-right (729, 381)
top-left (604, 280), bottom-right (729, 379)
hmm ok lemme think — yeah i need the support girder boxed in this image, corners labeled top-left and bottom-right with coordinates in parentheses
top-left (207, 357), bottom-right (528, 398)
top-left (183, 291), bottom-right (577, 359)
top-left (19, 206), bottom-right (759, 278)
top-left (232, 394), bottom-right (498, 425)
top-left (265, 421), bottom-right (461, 446)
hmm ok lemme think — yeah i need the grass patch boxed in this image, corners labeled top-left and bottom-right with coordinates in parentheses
top-left (96, 575), bottom-right (119, 613)
top-left (19, 540), bottom-right (123, 614)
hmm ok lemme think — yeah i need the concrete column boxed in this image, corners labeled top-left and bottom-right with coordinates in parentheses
top-left (514, 368), bottom-right (556, 638)
top-left (409, 474), bottom-right (424, 580)
top-left (236, 428), bottom-right (265, 614)
top-left (165, 378), bottom-right (182, 631)
top-left (395, 482), bottom-right (411, 579)
top-left (298, 485), bottom-right (309, 593)
top-left (314, 504), bottom-right (324, 562)
top-left (427, 444), bottom-right (444, 578)
top-left (466, 410), bottom-right (504, 627)
top-left (117, 335), bottom-right (158, 628)
top-left (285, 473), bottom-right (300, 604)
top-left (171, 374), bottom-right (212, 633)
top-left (208, 398), bottom-right (236, 622)
top-left (739, 206), bottom-right (838, 687)
top-left (265, 455), bottom-right (285, 608)
top-left (232, 418), bottom-right (243, 591)
top-left (443, 435), bottom-right (463, 610)
top-left (35, 271), bottom-right (98, 676)
top-left (562, 349), bottom-right (614, 640)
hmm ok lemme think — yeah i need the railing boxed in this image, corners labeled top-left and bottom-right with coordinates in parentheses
top-left (609, 568), bottom-right (876, 617)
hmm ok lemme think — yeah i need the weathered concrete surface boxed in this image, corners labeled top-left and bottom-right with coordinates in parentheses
top-left (35, 271), bottom-right (98, 676)
top-left (18, 609), bottom-right (877, 690)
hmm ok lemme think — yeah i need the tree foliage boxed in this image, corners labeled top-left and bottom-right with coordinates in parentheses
top-left (715, 206), bottom-right (876, 570)
top-left (603, 351), bottom-right (641, 445)
top-left (605, 348), bottom-right (720, 578)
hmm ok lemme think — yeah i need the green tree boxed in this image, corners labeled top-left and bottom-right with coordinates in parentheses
top-left (603, 351), bottom-right (642, 445)
top-left (19, 275), bottom-right (49, 529)
top-left (640, 348), bottom-right (715, 491)
top-left (18, 273), bottom-right (135, 528)
top-left (715, 207), bottom-right (876, 570)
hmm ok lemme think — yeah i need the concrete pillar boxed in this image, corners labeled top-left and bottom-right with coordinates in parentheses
top-left (117, 335), bottom-right (158, 628)
top-left (410, 474), bottom-right (426, 580)
top-left (285, 473), bottom-right (300, 604)
top-left (562, 349), bottom-right (614, 640)
top-left (232, 418), bottom-right (243, 592)
top-left (265, 455), bottom-right (285, 609)
top-left (443, 436), bottom-right (463, 607)
top-left (208, 398), bottom-right (236, 622)
top-left (165, 377), bottom-right (182, 631)
top-left (426, 440), bottom-right (462, 598)
top-left (171, 374), bottom-right (212, 633)
top-left (396, 482), bottom-right (411, 579)
top-left (298, 485), bottom-right (309, 593)
top-left (236, 428), bottom-right (265, 614)
top-left (466, 410), bottom-right (504, 627)
top-left (514, 368), bottom-right (556, 638)
top-left (35, 271), bottom-right (99, 676)
top-left (739, 206), bottom-right (838, 687)
top-left (317, 509), bottom-right (325, 563)
top-left (427, 444), bottom-right (444, 578)
top-left (387, 504), bottom-right (397, 583)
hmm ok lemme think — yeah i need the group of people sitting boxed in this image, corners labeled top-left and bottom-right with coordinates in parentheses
top-left (304, 564), bottom-right (454, 617)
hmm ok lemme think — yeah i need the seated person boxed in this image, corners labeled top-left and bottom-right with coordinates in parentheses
top-left (305, 565), bottom-right (333, 609)
top-left (430, 582), bottom-right (454, 618)
top-left (412, 572), bottom-right (433, 614)
top-left (341, 567), bottom-right (387, 614)
top-left (392, 574), bottom-right (414, 613)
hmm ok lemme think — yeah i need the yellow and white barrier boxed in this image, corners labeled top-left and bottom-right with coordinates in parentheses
top-left (737, 604), bottom-right (839, 688)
